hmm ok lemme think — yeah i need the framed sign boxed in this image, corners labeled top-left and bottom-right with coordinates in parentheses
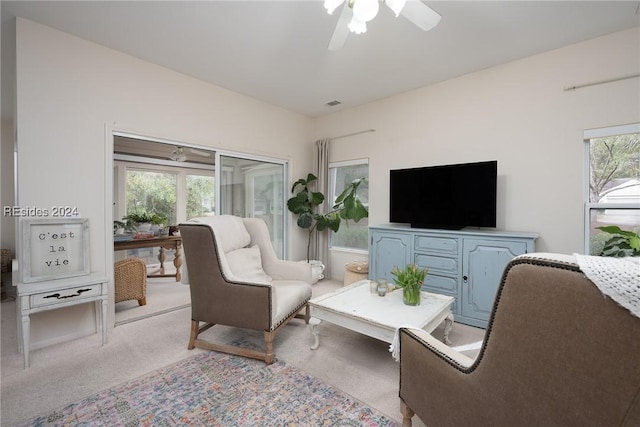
top-left (21, 218), bottom-right (90, 283)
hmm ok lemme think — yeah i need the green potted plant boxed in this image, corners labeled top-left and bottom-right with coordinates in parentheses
top-left (123, 211), bottom-right (167, 232)
top-left (113, 220), bottom-right (135, 235)
top-left (390, 264), bottom-right (428, 306)
top-left (287, 173), bottom-right (368, 263)
top-left (596, 225), bottom-right (640, 257)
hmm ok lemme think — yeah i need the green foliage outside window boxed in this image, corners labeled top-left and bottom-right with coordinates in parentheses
top-left (586, 130), bottom-right (639, 255)
top-left (589, 133), bottom-right (639, 202)
top-left (187, 175), bottom-right (215, 220)
top-left (126, 170), bottom-right (177, 225)
top-left (125, 169), bottom-right (215, 226)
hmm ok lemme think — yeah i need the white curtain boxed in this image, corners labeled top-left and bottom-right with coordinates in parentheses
top-left (313, 139), bottom-right (330, 277)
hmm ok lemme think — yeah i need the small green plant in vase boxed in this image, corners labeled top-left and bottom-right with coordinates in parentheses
top-left (390, 264), bottom-right (428, 306)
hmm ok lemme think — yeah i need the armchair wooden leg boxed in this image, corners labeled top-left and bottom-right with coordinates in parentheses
top-left (188, 320), bottom-right (198, 350)
top-left (138, 297), bottom-right (147, 306)
top-left (264, 331), bottom-right (275, 365)
top-left (401, 400), bottom-right (414, 427)
top-left (295, 303), bottom-right (311, 324)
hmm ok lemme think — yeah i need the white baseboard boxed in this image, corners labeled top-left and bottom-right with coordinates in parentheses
top-left (29, 327), bottom-right (96, 351)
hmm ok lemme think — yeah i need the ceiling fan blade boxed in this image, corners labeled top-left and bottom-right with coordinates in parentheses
top-left (400, 0), bottom-right (441, 32)
top-left (328, 2), bottom-right (352, 51)
top-left (189, 148), bottom-right (212, 157)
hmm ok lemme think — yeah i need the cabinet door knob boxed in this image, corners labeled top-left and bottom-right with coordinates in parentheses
top-left (463, 275), bottom-right (468, 283)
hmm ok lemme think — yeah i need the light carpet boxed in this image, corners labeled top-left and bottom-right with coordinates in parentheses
top-left (2, 279), bottom-right (484, 426)
top-left (14, 342), bottom-right (399, 427)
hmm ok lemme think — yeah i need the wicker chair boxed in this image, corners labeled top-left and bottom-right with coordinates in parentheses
top-left (114, 258), bottom-right (147, 306)
top-left (1, 248), bottom-right (12, 301)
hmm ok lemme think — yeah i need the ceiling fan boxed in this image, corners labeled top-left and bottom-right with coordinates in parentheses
top-left (169, 146), bottom-right (212, 162)
top-left (325, 0), bottom-right (441, 51)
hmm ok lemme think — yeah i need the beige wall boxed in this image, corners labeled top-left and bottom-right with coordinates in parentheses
top-left (315, 27), bottom-right (640, 273)
top-left (8, 17), bottom-right (639, 344)
top-left (1, 13), bottom-right (17, 252)
top-left (13, 18), bottom-right (313, 348)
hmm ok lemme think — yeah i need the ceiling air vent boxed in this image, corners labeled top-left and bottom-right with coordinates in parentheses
top-left (325, 100), bottom-right (342, 107)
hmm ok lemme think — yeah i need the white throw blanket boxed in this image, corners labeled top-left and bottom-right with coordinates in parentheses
top-left (574, 254), bottom-right (640, 319)
top-left (389, 324), bottom-right (424, 362)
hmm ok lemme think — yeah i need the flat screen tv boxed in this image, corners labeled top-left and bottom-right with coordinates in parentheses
top-left (389, 160), bottom-right (497, 230)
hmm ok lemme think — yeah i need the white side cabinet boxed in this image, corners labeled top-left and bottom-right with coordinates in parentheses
top-left (369, 225), bottom-right (538, 328)
top-left (16, 273), bottom-right (108, 368)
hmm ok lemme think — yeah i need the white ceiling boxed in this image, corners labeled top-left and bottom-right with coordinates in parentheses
top-left (3, 1), bottom-right (639, 117)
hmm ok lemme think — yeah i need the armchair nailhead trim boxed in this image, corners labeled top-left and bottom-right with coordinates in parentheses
top-left (403, 256), bottom-right (582, 375)
top-left (269, 299), bottom-right (311, 331)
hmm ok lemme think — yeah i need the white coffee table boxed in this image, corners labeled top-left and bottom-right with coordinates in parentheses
top-left (309, 280), bottom-right (454, 350)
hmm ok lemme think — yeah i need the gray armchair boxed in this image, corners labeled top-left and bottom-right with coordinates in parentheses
top-left (179, 215), bottom-right (312, 364)
top-left (399, 253), bottom-right (640, 427)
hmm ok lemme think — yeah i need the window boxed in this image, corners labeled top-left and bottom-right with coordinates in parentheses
top-left (117, 165), bottom-right (215, 226)
top-left (329, 159), bottom-right (369, 251)
top-left (186, 174), bottom-right (215, 220)
top-left (113, 136), bottom-right (289, 260)
top-left (584, 124), bottom-right (640, 255)
top-left (219, 155), bottom-right (287, 258)
top-left (126, 169), bottom-right (177, 224)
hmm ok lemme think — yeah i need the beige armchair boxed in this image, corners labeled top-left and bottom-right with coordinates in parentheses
top-left (179, 215), bottom-right (312, 364)
top-left (399, 253), bottom-right (640, 427)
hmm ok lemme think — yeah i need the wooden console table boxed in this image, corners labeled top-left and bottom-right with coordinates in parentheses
top-left (114, 235), bottom-right (182, 282)
top-left (16, 273), bottom-right (108, 368)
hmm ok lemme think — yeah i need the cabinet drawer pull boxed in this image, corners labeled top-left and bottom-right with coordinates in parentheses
top-left (43, 288), bottom-right (92, 300)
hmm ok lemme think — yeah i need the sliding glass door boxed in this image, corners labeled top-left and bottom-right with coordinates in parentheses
top-left (218, 155), bottom-right (287, 258)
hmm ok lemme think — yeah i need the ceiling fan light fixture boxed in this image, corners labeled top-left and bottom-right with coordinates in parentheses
top-left (385, 0), bottom-right (407, 17)
top-left (170, 147), bottom-right (187, 162)
top-left (348, 17), bottom-right (368, 34)
top-left (352, 0), bottom-right (379, 24)
top-left (326, 0), bottom-right (440, 50)
top-left (324, 0), bottom-right (345, 15)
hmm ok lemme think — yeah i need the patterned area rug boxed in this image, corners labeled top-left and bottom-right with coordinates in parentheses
top-left (16, 349), bottom-right (400, 426)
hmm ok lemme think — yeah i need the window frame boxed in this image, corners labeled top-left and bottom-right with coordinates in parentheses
top-left (215, 151), bottom-right (289, 259)
top-left (328, 158), bottom-right (369, 253)
top-left (583, 123), bottom-right (640, 254)
top-left (114, 160), bottom-right (214, 225)
top-left (112, 132), bottom-right (290, 258)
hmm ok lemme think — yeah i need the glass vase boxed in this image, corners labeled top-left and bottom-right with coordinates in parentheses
top-left (376, 279), bottom-right (388, 297)
top-left (403, 286), bottom-right (421, 306)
